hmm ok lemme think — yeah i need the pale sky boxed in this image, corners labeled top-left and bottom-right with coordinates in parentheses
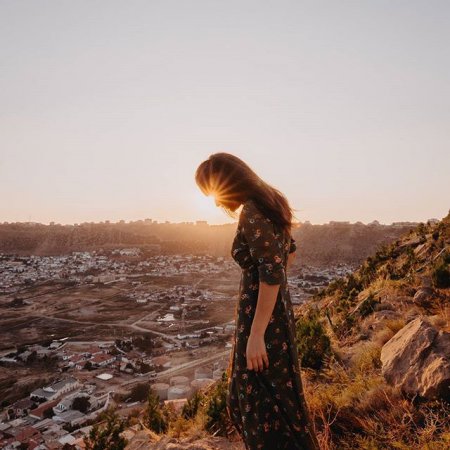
top-left (1, 1), bottom-right (449, 226)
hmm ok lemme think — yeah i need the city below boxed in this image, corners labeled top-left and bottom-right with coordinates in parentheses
top-left (0, 247), bottom-right (354, 448)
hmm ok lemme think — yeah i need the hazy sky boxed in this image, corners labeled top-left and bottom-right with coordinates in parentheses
top-left (1, 1), bottom-right (449, 225)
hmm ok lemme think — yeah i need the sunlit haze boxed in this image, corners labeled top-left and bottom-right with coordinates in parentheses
top-left (1, 1), bottom-right (449, 225)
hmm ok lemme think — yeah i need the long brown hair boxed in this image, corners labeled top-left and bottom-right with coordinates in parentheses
top-left (195, 152), bottom-right (297, 236)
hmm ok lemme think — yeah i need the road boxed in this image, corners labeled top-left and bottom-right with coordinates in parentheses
top-left (120, 348), bottom-right (231, 387)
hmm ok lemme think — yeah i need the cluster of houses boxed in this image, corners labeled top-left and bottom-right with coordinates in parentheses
top-left (287, 262), bottom-right (355, 303)
top-left (135, 254), bottom-right (234, 277)
top-left (0, 339), bottom-right (162, 376)
top-left (0, 324), bottom-right (237, 449)
top-left (0, 251), bottom-right (236, 295)
top-left (0, 376), bottom-right (110, 449)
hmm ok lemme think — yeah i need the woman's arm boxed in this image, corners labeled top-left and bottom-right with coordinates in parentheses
top-left (286, 251), bottom-right (296, 271)
top-left (238, 201), bottom-right (287, 372)
top-left (247, 282), bottom-right (280, 371)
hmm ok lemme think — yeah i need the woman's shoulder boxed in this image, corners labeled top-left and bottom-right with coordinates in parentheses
top-left (240, 199), bottom-right (272, 228)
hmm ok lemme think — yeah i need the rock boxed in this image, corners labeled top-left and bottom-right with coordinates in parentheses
top-left (125, 430), bottom-right (245, 450)
top-left (380, 317), bottom-right (450, 401)
top-left (148, 436), bottom-right (245, 450)
top-left (413, 242), bottom-right (427, 255)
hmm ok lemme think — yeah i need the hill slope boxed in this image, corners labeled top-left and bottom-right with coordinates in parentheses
top-left (99, 211), bottom-right (450, 449)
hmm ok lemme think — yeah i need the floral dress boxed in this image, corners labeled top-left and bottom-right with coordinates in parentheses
top-left (226, 199), bottom-right (321, 450)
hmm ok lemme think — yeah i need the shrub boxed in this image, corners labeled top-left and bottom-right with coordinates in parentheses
top-left (333, 313), bottom-right (358, 340)
top-left (84, 408), bottom-right (127, 450)
top-left (182, 390), bottom-right (204, 420)
top-left (295, 307), bottom-right (332, 370)
top-left (431, 252), bottom-right (450, 288)
top-left (358, 293), bottom-right (380, 318)
top-left (128, 382), bottom-right (150, 402)
top-left (204, 373), bottom-right (230, 436)
top-left (144, 388), bottom-right (168, 434)
top-left (72, 396), bottom-right (91, 413)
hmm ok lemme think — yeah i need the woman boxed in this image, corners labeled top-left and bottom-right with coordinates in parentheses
top-left (195, 153), bottom-right (321, 450)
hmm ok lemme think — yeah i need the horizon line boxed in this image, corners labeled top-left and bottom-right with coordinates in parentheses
top-left (0, 216), bottom-right (440, 228)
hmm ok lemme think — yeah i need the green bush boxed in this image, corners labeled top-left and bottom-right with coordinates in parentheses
top-left (204, 373), bottom-right (229, 436)
top-left (358, 293), bottom-right (380, 318)
top-left (182, 390), bottom-right (204, 420)
top-left (144, 388), bottom-right (168, 434)
top-left (295, 307), bottom-right (332, 370)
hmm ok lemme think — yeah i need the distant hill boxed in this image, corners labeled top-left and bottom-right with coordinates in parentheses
top-left (0, 218), bottom-right (425, 268)
top-left (294, 220), bottom-right (419, 266)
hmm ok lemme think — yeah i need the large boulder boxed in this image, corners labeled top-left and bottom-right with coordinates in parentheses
top-left (380, 317), bottom-right (450, 401)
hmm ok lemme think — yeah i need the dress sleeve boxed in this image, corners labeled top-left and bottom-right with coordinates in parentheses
top-left (239, 202), bottom-right (286, 285)
top-left (289, 237), bottom-right (297, 254)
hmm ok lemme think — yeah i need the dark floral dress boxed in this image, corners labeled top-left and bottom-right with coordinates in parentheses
top-left (226, 199), bottom-right (321, 450)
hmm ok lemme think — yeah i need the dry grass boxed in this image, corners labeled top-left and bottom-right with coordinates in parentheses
top-left (384, 318), bottom-right (407, 334)
top-left (303, 347), bottom-right (450, 450)
top-left (372, 328), bottom-right (396, 347)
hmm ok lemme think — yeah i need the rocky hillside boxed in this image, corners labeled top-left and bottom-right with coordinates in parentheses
top-left (311, 208), bottom-right (450, 342)
top-left (92, 211), bottom-right (450, 449)
top-left (291, 208), bottom-right (450, 448)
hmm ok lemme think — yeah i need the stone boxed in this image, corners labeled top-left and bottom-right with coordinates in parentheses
top-left (380, 317), bottom-right (450, 401)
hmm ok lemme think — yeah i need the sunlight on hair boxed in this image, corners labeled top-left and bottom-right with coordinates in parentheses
top-left (209, 171), bottom-right (240, 204)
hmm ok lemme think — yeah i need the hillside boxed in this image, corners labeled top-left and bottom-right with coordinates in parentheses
top-left (89, 210), bottom-right (450, 449)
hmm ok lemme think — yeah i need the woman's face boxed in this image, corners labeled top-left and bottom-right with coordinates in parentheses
top-left (206, 174), bottom-right (242, 211)
top-left (214, 196), bottom-right (241, 211)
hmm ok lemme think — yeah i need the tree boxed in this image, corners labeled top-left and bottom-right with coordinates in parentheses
top-left (72, 396), bottom-right (91, 414)
top-left (204, 373), bottom-right (230, 436)
top-left (128, 383), bottom-right (149, 402)
top-left (144, 388), bottom-right (168, 434)
top-left (84, 409), bottom-right (127, 450)
top-left (43, 407), bottom-right (54, 419)
top-left (182, 390), bottom-right (204, 420)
